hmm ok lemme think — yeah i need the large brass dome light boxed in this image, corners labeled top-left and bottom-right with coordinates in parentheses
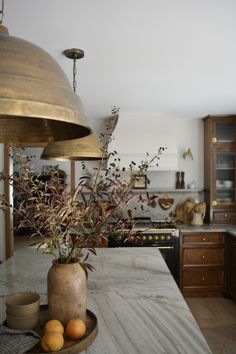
top-left (0, 25), bottom-right (92, 143)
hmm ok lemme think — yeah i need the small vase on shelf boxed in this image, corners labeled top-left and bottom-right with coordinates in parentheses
top-left (176, 171), bottom-right (181, 189)
top-left (180, 171), bottom-right (185, 189)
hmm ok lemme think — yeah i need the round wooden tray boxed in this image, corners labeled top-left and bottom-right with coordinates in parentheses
top-left (28, 304), bottom-right (98, 354)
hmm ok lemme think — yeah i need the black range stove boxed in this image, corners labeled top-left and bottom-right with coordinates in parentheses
top-left (108, 217), bottom-right (180, 285)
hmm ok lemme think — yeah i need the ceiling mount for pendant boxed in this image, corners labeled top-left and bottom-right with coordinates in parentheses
top-left (41, 48), bottom-right (104, 161)
top-left (63, 48), bottom-right (84, 60)
top-left (0, 3), bottom-right (92, 143)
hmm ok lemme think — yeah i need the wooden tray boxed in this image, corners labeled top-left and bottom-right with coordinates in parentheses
top-left (28, 304), bottom-right (98, 354)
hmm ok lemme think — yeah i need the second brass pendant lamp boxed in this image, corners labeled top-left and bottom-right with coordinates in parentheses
top-left (41, 48), bottom-right (104, 161)
top-left (0, 1), bottom-right (91, 143)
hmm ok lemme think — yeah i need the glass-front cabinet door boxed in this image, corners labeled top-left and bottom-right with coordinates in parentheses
top-left (213, 120), bottom-right (236, 144)
top-left (214, 151), bottom-right (235, 206)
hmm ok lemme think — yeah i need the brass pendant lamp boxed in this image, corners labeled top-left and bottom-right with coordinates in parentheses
top-left (0, 1), bottom-right (91, 143)
top-left (41, 48), bottom-right (104, 161)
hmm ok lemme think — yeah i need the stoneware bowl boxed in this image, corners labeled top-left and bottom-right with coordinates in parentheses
top-left (6, 292), bottom-right (40, 317)
top-left (6, 311), bottom-right (40, 330)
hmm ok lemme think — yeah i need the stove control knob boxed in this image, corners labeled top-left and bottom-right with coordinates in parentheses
top-left (154, 236), bottom-right (159, 240)
top-left (161, 235), bottom-right (165, 240)
top-left (166, 235), bottom-right (171, 240)
top-left (142, 236), bottom-right (147, 240)
top-left (148, 236), bottom-right (153, 241)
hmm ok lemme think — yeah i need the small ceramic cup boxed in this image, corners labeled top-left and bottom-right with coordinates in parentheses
top-left (6, 311), bottom-right (40, 330)
top-left (6, 292), bottom-right (40, 329)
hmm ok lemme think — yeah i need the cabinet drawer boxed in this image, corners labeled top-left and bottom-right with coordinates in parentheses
top-left (183, 233), bottom-right (224, 245)
top-left (183, 269), bottom-right (224, 287)
top-left (183, 248), bottom-right (224, 266)
top-left (213, 211), bottom-right (236, 222)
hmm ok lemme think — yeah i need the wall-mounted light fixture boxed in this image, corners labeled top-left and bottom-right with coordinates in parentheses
top-left (182, 148), bottom-right (193, 160)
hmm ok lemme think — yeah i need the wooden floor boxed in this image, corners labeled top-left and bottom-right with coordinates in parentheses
top-left (186, 297), bottom-right (236, 354)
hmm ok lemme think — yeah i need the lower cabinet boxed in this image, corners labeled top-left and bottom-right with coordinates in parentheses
top-left (227, 235), bottom-right (236, 302)
top-left (180, 232), bottom-right (225, 297)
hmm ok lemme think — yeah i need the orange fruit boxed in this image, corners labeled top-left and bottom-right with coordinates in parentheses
top-left (65, 319), bottom-right (86, 340)
top-left (41, 332), bottom-right (64, 352)
top-left (44, 319), bottom-right (64, 335)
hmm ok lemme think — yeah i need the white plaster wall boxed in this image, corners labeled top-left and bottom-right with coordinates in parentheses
top-left (0, 144), bottom-right (5, 262)
top-left (110, 115), bottom-right (204, 189)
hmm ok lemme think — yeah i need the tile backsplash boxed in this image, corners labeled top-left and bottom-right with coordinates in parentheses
top-left (121, 190), bottom-right (204, 220)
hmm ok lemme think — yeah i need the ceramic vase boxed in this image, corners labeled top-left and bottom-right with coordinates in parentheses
top-left (191, 212), bottom-right (204, 226)
top-left (47, 260), bottom-right (87, 325)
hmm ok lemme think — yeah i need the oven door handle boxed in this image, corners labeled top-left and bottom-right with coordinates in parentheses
top-left (156, 246), bottom-right (175, 250)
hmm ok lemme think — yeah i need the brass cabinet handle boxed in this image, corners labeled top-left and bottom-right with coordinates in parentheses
top-left (202, 238), bottom-right (206, 241)
top-left (157, 246), bottom-right (174, 250)
top-left (202, 255), bottom-right (205, 259)
top-left (202, 277), bottom-right (205, 281)
top-left (212, 200), bottom-right (217, 206)
top-left (224, 214), bottom-right (228, 218)
top-left (212, 137), bottom-right (217, 143)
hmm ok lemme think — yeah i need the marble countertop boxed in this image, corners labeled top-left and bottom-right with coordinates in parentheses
top-left (0, 247), bottom-right (211, 354)
top-left (179, 223), bottom-right (236, 237)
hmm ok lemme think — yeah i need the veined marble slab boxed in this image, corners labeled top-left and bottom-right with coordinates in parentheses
top-left (0, 247), bottom-right (211, 354)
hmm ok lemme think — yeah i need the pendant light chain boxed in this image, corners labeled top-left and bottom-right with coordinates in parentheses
top-left (73, 58), bottom-right (78, 94)
top-left (0, 0), bottom-right (4, 24)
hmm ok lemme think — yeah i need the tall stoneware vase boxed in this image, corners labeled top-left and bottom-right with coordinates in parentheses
top-left (47, 260), bottom-right (87, 325)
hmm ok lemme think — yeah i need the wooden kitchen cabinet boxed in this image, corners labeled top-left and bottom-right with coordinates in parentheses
top-left (204, 115), bottom-right (236, 224)
top-left (180, 232), bottom-right (226, 297)
top-left (226, 235), bottom-right (236, 302)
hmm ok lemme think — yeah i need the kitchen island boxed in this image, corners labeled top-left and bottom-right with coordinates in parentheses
top-left (0, 247), bottom-right (211, 354)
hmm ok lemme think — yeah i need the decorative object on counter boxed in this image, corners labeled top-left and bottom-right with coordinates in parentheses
top-left (182, 148), bottom-right (194, 160)
top-left (25, 305), bottom-right (98, 354)
top-left (6, 292), bottom-right (40, 330)
top-left (158, 195), bottom-right (174, 210)
top-left (0, 144), bottom-right (164, 326)
top-left (171, 199), bottom-right (195, 224)
top-left (6, 293), bottom-right (40, 317)
top-left (172, 200), bottom-right (206, 225)
top-left (180, 171), bottom-right (185, 189)
top-left (0, 325), bottom-right (41, 354)
top-left (191, 202), bottom-right (206, 226)
top-left (47, 261), bottom-right (86, 325)
top-left (176, 171), bottom-right (181, 189)
top-left (132, 174), bottom-right (147, 189)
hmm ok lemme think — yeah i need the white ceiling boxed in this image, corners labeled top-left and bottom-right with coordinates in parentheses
top-left (4, 0), bottom-right (236, 121)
